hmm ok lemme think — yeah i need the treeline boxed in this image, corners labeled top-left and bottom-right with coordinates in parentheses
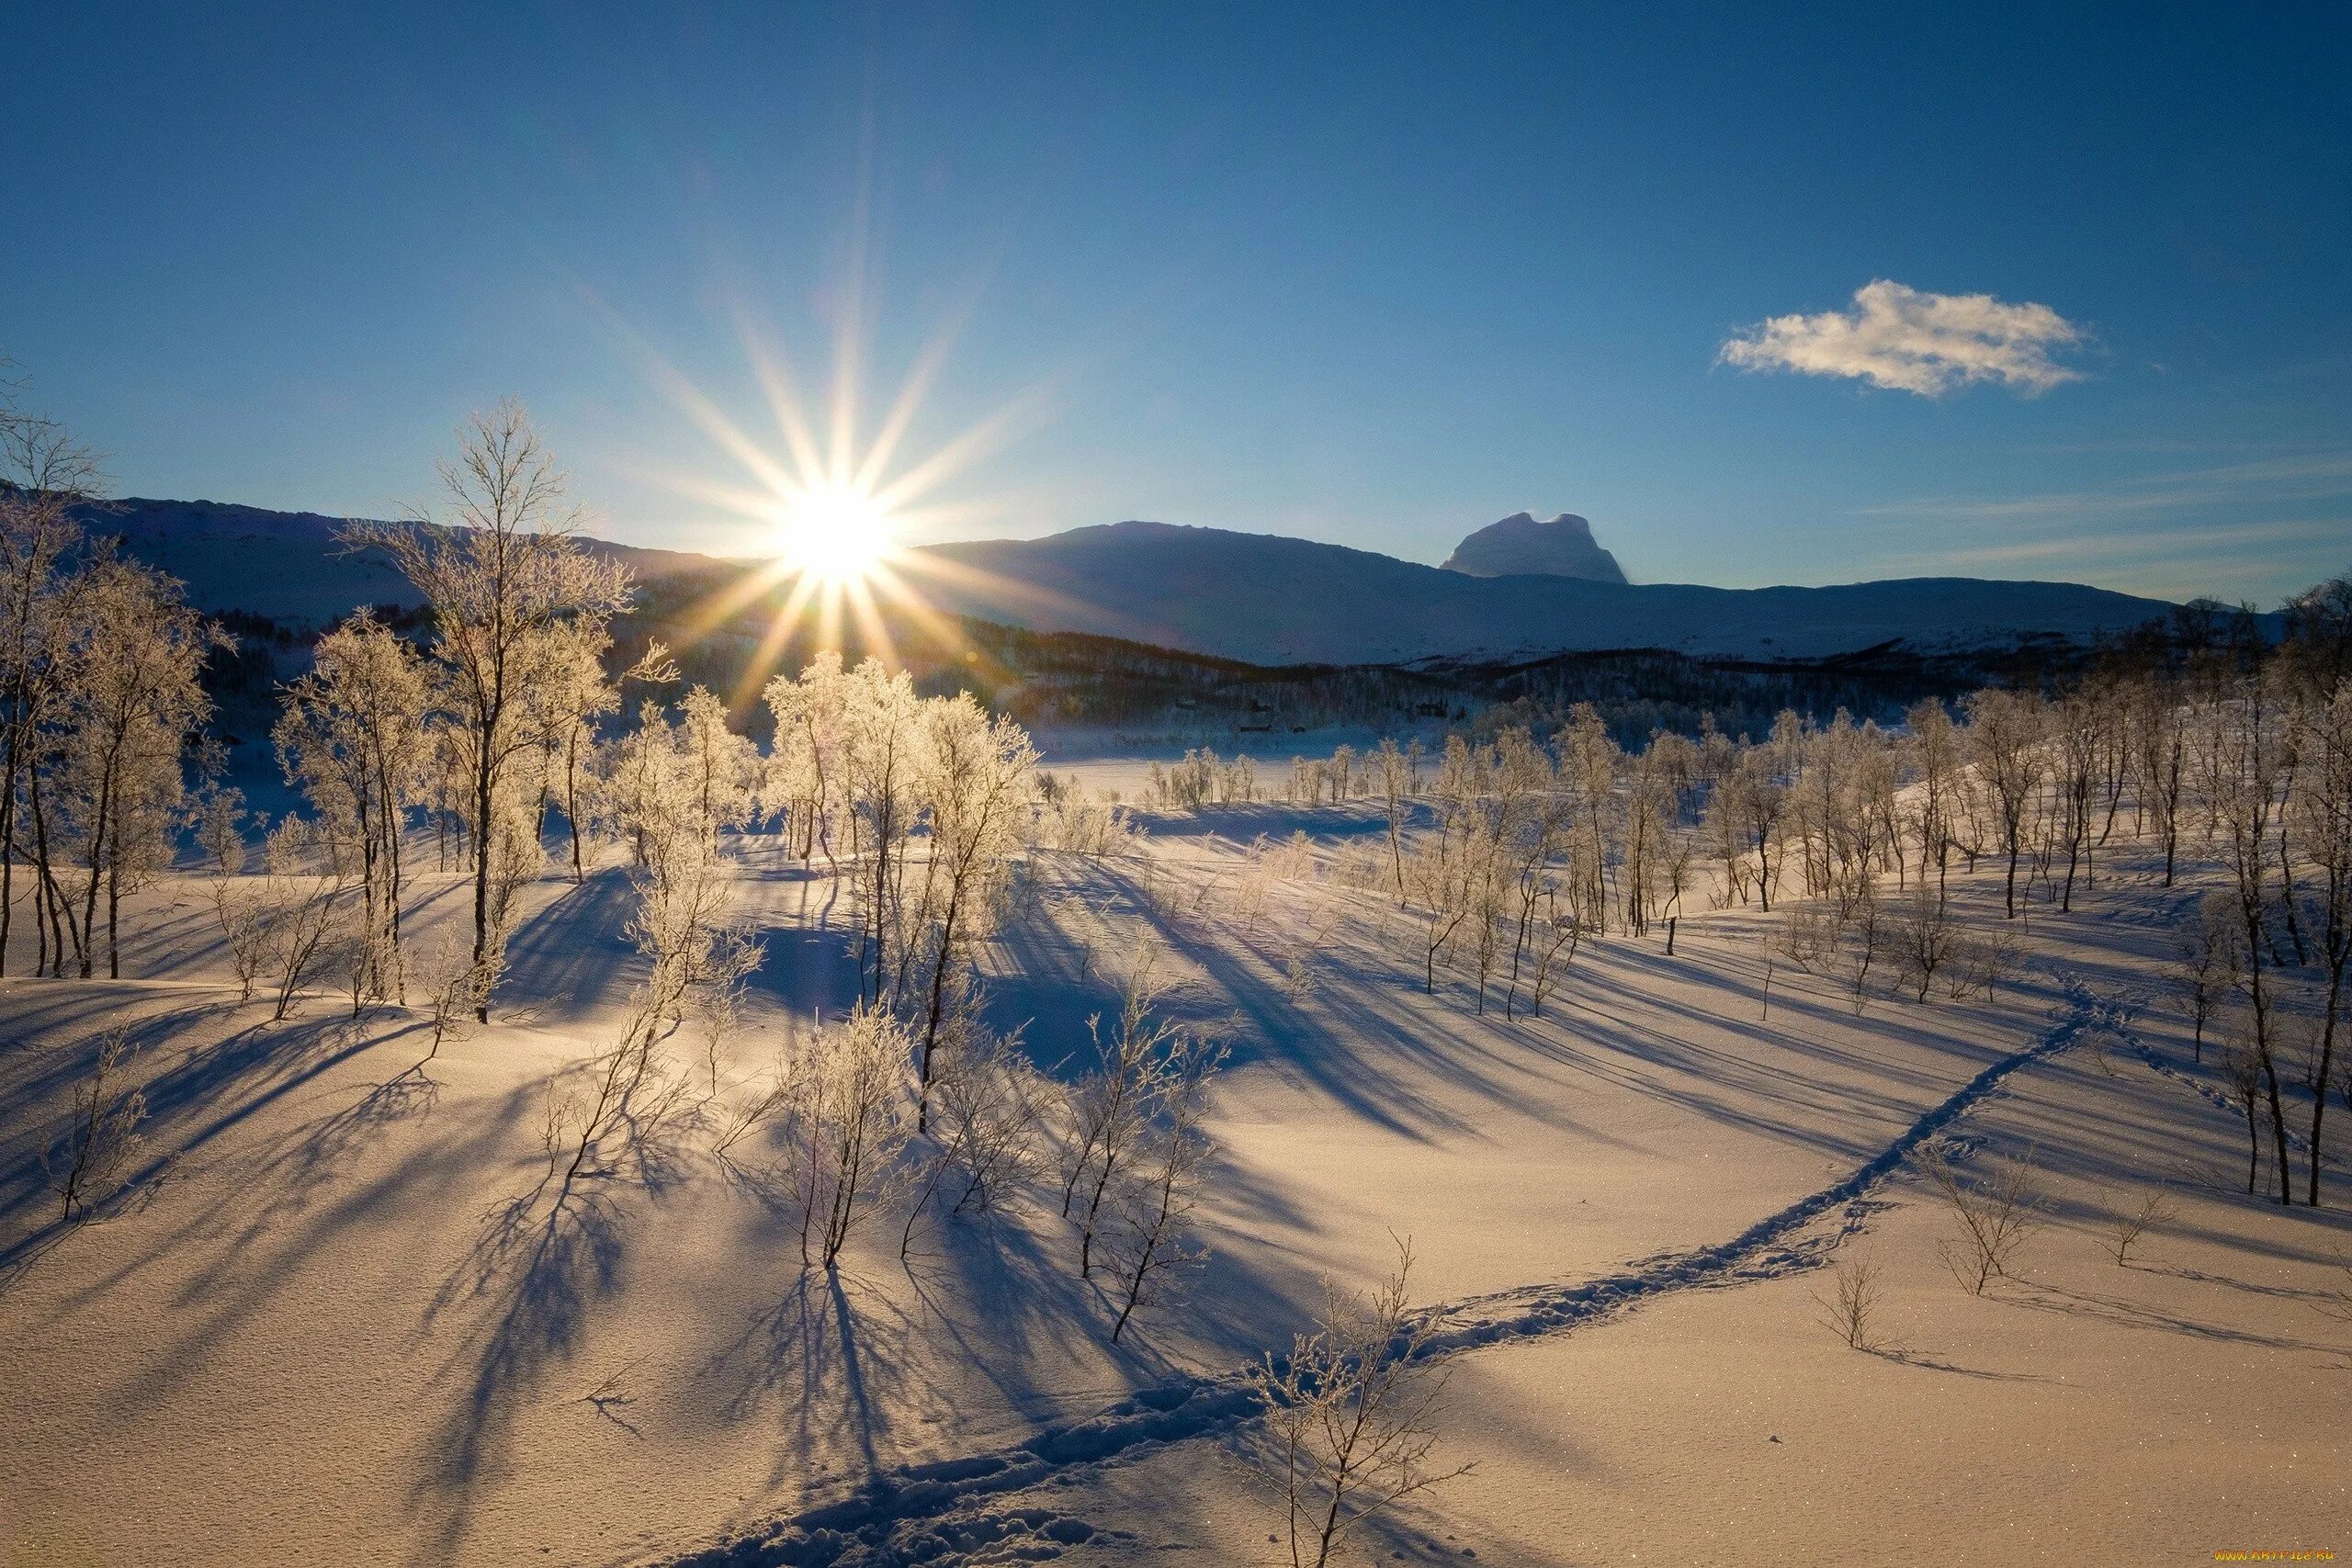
top-left (538, 561), bottom-right (2123, 743)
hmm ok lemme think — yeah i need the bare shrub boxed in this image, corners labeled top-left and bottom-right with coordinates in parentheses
top-left (1032, 780), bottom-right (1136, 858)
top-left (547, 750), bottom-right (766, 1185)
top-left (1842, 886), bottom-right (1885, 1011)
top-left (776, 1005), bottom-right (915, 1270)
top-left (931, 1024), bottom-right (1045, 1216)
top-left (260, 818), bottom-right (350, 1021)
top-left (330, 897), bottom-right (397, 1021)
top-left (1812, 1254), bottom-right (1887, 1351)
top-left (2318, 1261), bottom-right (2352, 1325)
top-left (46, 1024), bottom-right (147, 1222)
top-left (901, 985), bottom-right (1046, 1256)
top-left (1281, 949), bottom-right (1317, 1001)
top-left (2218, 1033), bottom-right (2269, 1196)
top-left (208, 877), bottom-right (272, 1003)
top-left (2103, 1187), bottom-right (2174, 1267)
top-left (1777, 901), bottom-right (1841, 975)
top-left (1894, 887), bottom-right (1957, 1002)
top-left (1247, 1238), bottom-right (1473, 1568)
top-left (1107, 1032), bottom-right (1225, 1342)
top-left (714, 1038), bottom-right (794, 1162)
top-left (1948, 926), bottom-right (2026, 1003)
top-left (548, 1003), bottom-right (694, 1190)
top-left (1920, 1142), bottom-right (2042, 1293)
top-left (1060, 952), bottom-right (1193, 1279)
top-left (1522, 899), bottom-right (1580, 1017)
top-left (416, 933), bottom-right (488, 1061)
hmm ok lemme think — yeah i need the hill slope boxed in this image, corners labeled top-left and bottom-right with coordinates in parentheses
top-left (80, 497), bottom-right (728, 626)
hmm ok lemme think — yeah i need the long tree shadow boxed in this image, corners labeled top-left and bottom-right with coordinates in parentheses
top-left (699, 1259), bottom-right (925, 1493)
top-left (496, 868), bottom-right (644, 1024)
top-left (413, 1165), bottom-right (630, 1562)
top-left (2003, 1275), bottom-right (2344, 1355)
top-left (1866, 1346), bottom-right (2057, 1382)
top-left (699, 1125), bottom-right (1323, 1512)
top-left (0, 998), bottom-right (411, 1282)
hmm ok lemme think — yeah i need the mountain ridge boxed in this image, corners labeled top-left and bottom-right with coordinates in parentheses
top-left (910, 519), bottom-right (2182, 664)
top-left (80, 497), bottom-right (2189, 667)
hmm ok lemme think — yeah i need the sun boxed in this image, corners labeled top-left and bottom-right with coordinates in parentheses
top-left (775, 483), bottom-right (896, 585)
top-left (600, 276), bottom-right (1061, 705)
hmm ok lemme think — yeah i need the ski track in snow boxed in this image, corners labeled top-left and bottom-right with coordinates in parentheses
top-left (657, 975), bottom-right (2128, 1568)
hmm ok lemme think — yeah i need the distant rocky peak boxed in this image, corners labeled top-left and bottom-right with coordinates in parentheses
top-left (1441, 511), bottom-right (1628, 583)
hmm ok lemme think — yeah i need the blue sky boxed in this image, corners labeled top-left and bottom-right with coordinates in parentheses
top-left (3, 3), bottom-right (2346, 603)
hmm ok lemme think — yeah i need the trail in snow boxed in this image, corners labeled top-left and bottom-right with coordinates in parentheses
top-left (2129, 1030), bottom-right (2312, 1154)
top-left (660, 976), bottom-right (2125, 1568)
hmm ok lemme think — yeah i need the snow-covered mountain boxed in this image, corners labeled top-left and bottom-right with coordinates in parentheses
top-left (912, 520), bottom-right (2182, 664)
top-left (87, 500), bottom-right (2187, 666)
top-left (1442, 512), bottom-right (1628, 583)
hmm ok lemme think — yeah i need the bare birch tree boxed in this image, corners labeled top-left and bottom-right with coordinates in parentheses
top-left (343, 400), bottom-right (631, 1019)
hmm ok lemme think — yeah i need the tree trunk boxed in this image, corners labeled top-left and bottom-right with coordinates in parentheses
top-left (2309, 963), bottom-right (2345, 1206)
top-left (566, 726), bottom-right (585, 883)
top-left (78, 755), bottom-right (115, 980)
top-left (0, 713), bottom-right (19, 978)
top-left (2245, 1101), bottom-right (2260, 1196)
top-left (472, 742), bottom-right (494, 1022)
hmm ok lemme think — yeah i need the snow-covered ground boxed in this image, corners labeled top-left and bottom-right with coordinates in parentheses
top-left (1, 784), bottom-right (2346, 1566)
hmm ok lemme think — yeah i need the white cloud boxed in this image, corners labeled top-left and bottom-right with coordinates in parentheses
top-left (1719, 279), bottom-right (2085, 397)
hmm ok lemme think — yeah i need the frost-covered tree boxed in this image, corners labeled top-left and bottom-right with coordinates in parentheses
top-left (904, 692), bottom-right (1035, 1129)
top-left (1107, 1027), bottom-right (1223, 1342)
top-left (1374, 736), bottom-right (1412, 897)
top-left (2211, 663), bottom-right (2294, 1202)
top-left (1905, 698), bottom-right (1964, 906)
top-left (2172, 891), bottom-right (2240, 1064)
top-left (344, 400), bottom-right (633, 1018)
top-left (2051, 691), bottom-right (2105, 910)
top-left (550, 716), bottom-right (762, 1186)
top-left (528, 616), bottom-right (669, 882)
top-left (259, 818), bottom-right (353, 1021)
top-left (900, 975), bottom-right (1045, 1255)
top-left (2290, 682), bottom-right (2352, 1201)
top-left (763, 650), bottom-right (851, 865)
top-left (45, 1023), bottom-right (146, 1223)
top-left (1964, 688), bottom-right (2046, 919)
top-left (275, 611), bottom-right (428, 1002)
top-left (1058, 953), bottom-right (1217, 1280)
top-left (1247, 1238), bottom-right (1470, 1568)
top-left (0, 389), bottom-right (105, 977)
top-left (57, 557), bottom-right (222, 978)
top-left (675, 683), bottom-right (760, 849)
top-left (839, 659), bottom-right (926, 1005)
top-left (2130, 664), bottom-right (2190, 886)
top-left (776, 1005), bottom-right (915, 1270)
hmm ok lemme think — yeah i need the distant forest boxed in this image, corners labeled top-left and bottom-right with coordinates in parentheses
top-left (201, 557), bottom-right (2234, 756)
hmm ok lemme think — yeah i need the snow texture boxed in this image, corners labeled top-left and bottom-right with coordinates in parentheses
top-left (661, 975), bottom-right (2113, 1567)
